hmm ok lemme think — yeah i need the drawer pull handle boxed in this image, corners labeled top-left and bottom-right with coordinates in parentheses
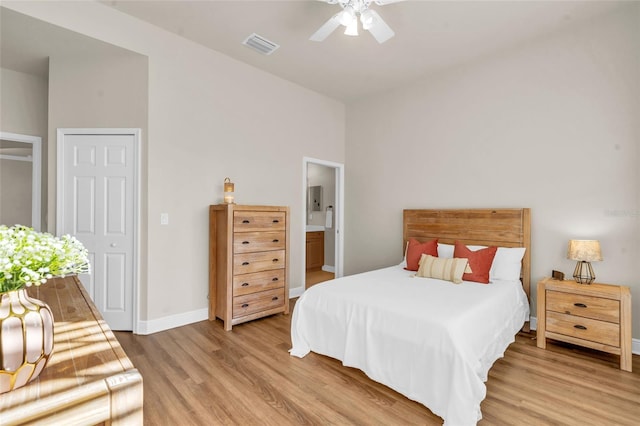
top-left (242, 262), bottom-right (250, 266)
top-left (242, 303), bottom-right (249, 308)
top-left (241, 283), bottom-right (249, 287)
top-left (272, 219), bottom-right (279, 223)
top-left (272, 239), bottom-right (279, 243)
top-left (242, 220), bottom-right (250, 224)
top-left (272, 296), bottom-right (279, 301)
top-left (573, 303), bottom-right (587, 308)
top-left (272, 258), bottom-right (279, 262)
top-left (574, 324), bottom-right (587, 330)
top-left (242, 241), bottom-right (250, 245)
top-left (272, 277), bottom-right (279, 281)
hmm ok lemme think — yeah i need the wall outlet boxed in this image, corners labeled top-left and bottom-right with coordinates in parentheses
top-left (160, 213), bottom-right (169, 225)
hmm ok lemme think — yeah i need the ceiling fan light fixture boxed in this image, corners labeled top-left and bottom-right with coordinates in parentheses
top-left (360, 9), bottom-right (374, 30)
top-left (310, 0), bottom-right (400, 44)
top-left (338, 5), bottom-right (356, 26)
top-left (344, 16), bottom-right (359, 36)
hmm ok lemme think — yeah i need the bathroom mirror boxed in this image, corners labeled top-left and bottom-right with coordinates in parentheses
top-left (308, 185), bottom-right (322, 211)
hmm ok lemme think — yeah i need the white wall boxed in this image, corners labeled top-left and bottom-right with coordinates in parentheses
top-left (47, 49), bottom-right (149, 315)
top-left (4, 1), bottom-right (345, 331)
top-left (346, 5), bottom-right (640, 338)
top-left (0, 68), bottom-right (48, 136)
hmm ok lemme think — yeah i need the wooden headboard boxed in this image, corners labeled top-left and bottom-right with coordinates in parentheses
top-left (403, 209), bottom-right (531, 301)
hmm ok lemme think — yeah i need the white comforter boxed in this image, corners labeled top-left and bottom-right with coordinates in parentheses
top-left (290, 265), bottom-right (529, 426)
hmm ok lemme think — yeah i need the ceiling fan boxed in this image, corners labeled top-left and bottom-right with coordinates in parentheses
top-left (310, 0), bottom-right (403, 44)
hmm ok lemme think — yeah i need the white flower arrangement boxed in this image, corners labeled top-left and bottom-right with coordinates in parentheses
top-left (0, 225), bottom-right (90, 293)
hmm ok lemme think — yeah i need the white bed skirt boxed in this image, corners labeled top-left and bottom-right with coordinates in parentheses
top-left (290, 265), bottom-right (529, 426)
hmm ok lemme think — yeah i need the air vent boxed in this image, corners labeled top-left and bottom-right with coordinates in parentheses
top-left (242, 33), bottom-right (280, 55)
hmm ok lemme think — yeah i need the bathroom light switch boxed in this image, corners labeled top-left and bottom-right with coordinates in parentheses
top-left (160, 213), bottom-right (169, 225)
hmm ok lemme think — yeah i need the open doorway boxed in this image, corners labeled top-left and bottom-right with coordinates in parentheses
top-left (302, 157), bottom-right (344, 289)
top-left (0, 132), bottom-right (42, 230)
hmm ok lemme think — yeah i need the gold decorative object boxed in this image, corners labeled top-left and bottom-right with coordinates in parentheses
top-left (223, 177), bottom-right (235, 204)
top-left (0, 289), bottom-right (54, 393)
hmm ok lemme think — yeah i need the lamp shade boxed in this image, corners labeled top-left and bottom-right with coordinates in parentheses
top-left (567, 240), bottom-right (603, 262)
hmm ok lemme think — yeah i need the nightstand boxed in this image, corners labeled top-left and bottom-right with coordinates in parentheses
top-left (537, 277), bottom-right (632, 372)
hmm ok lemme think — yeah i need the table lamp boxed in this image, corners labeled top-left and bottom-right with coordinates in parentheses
top-left (567, 239), bottom-right (602, 284)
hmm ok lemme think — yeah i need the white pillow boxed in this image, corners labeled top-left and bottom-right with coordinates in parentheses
top-left (437, 243), bottom-right (525, 282)
top-left (399, 240), bottom-right (409, 268)
top-left (437, 243), bottom-right (454, 258)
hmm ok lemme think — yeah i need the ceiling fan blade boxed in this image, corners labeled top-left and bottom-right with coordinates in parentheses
top-left (366, 10), bottom-right (395, 43)
top-left (373, 0), bottom-right (405, 5)
top-left (310, 14), bottom-right (341, 42)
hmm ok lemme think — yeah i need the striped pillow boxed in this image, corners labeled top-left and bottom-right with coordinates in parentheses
top-left (416, 254), bottom-right (471, 284)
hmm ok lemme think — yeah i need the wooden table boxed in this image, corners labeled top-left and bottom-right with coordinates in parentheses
top-left (537, 277), bottom-right (632, 372)
top-left (0, 276), bottom-right (143, 425)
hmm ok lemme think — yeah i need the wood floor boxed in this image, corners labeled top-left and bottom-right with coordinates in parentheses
top-left (305, 269), bottom-right (335, 288)
top-left (115, 300), bottom-right (640, 425)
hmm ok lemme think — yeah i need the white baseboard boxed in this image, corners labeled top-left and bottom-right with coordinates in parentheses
top-left (289, 286), bottom-right (305, 299)
top-left (529, 316), bottom-right (639, 355)
top-left (136, 287), bottom-right (308, 335)
top-left (529, 316), bottom-right (537, 331)
top-left (322, 265), bottom-right (335, 273)
top-left (136, 308), bottom-right (208, 335)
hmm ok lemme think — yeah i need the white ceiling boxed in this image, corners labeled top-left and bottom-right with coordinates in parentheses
top-left (1, 1), bottom-right (629, 102)
top-left (101, 0), bottom-right (626, 102)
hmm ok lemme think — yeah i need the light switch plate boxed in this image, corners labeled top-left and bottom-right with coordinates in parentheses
top-left (160, 213), bottom-right (169, 225)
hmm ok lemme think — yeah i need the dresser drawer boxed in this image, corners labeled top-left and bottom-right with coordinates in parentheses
top-left (546, 311), bottom-right (620, 347)
top-left (233, 231), bottom-right (285, 254)
top-left (547, 290), bottom-right (620, 323)
top-left (233, 288), bottom-right (285, 318)
top-left (233, 250), bottom-right (286, 275)
top-left (233, 269), bottom-right (285, 296)
top-left (234, 211), bottom-right (286, 232)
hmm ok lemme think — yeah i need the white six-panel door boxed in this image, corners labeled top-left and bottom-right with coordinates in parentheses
top-left (57, 129), bottom-right (139, 331)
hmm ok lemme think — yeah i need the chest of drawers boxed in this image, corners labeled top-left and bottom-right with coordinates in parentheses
top-left (209, 204), bottom-right (290, 330)
top-left (536, 278), bottom-right (632, 371)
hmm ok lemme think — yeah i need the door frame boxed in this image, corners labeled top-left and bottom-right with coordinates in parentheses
top-left (0, 131), bottom-right (42, 231)
top-left (302, 157), bottom-right (345, 288)
top-left (56, 128), bottom-right (141, 333)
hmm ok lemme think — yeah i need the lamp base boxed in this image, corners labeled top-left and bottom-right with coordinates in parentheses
top-left (573, 261), bottom-right (595, 284)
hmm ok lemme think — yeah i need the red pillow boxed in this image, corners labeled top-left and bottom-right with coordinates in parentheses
top-left (404, 238), bottom-right (438, 271)
top-left (453, 241), bottom-right (497, 284)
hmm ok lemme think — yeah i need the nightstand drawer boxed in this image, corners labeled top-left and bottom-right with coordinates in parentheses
top-left (546, 290), bottom-right (620, 323)
top-left (546, 311), bottom-right (620, 347)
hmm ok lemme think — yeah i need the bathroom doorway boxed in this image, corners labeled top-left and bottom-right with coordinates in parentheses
top-left (302, 157), bottom-right (344, 289)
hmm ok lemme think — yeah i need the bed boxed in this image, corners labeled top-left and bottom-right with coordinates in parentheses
top-left (290, 208), bottom-right (531, 426)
